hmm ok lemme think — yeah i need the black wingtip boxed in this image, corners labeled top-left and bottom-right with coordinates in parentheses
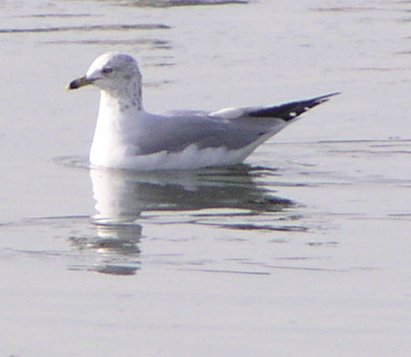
top-left (312, 91), bottom-right (341, 103)
top-left (248, 92), bottom-right (340, 121)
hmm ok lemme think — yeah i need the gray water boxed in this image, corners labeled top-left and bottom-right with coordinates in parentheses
top-left (1, 0), bottom-right (411, 356)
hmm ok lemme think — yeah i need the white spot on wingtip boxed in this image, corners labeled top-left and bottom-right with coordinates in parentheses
top-left (289, 112), bottom-right (297, 117)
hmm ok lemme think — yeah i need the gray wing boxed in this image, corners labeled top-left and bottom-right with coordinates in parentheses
top-left (137, 113), bottom-right (266, 155)
top-left (137, 93), bottom-right (338, 155)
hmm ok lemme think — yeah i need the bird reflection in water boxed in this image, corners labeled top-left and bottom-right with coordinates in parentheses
top-left (74, 165), bottom-right (295, 275)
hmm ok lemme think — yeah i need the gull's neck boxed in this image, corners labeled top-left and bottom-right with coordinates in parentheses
top-left (90, 78), bottom-right (144, 167)
top-left (98, 79), bottom-right (144, 121)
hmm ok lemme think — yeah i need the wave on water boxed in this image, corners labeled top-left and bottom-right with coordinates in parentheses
top-left (0, 23), bottom-right (170, 34)
top-left (100, 0), bottom-right (248, 7)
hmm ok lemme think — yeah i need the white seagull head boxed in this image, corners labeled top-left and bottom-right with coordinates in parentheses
top-left (67, 52), bottom-right (142, 94)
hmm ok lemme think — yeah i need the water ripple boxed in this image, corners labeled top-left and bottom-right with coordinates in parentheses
top-left (0, 23), bottom-right (170, 34)
top-left (108, 0), bottom-right (248, 7)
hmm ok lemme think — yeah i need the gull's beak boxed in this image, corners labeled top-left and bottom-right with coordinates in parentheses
top-left (66, 75), bottom-right (95, 90)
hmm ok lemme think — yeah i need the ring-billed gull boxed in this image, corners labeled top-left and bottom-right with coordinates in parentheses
top-left (67, 52), bottom-right (338, 171)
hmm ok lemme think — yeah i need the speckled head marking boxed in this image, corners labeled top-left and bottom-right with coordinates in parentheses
top-left (68, 52), bottom-right (143, 110)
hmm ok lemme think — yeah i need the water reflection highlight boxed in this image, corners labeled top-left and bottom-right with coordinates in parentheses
top-left (77, 165), bottom-right (296, 275)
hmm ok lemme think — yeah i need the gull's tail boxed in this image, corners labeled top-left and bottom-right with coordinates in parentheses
top-left (248, 92), bottom-right (340, 121)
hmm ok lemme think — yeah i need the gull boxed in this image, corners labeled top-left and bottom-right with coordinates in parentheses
top-left (67, 52), bottom-right (338, 171)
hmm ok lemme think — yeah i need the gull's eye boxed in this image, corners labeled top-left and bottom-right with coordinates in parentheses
top-left (102, 67), bottom-right (113, 75)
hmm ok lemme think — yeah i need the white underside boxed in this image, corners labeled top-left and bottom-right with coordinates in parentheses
top-left (89, 137), bottom-right (269, 171)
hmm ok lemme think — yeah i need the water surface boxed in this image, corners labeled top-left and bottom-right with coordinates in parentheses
top-left (1, 0), bottom-right (411, 356)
